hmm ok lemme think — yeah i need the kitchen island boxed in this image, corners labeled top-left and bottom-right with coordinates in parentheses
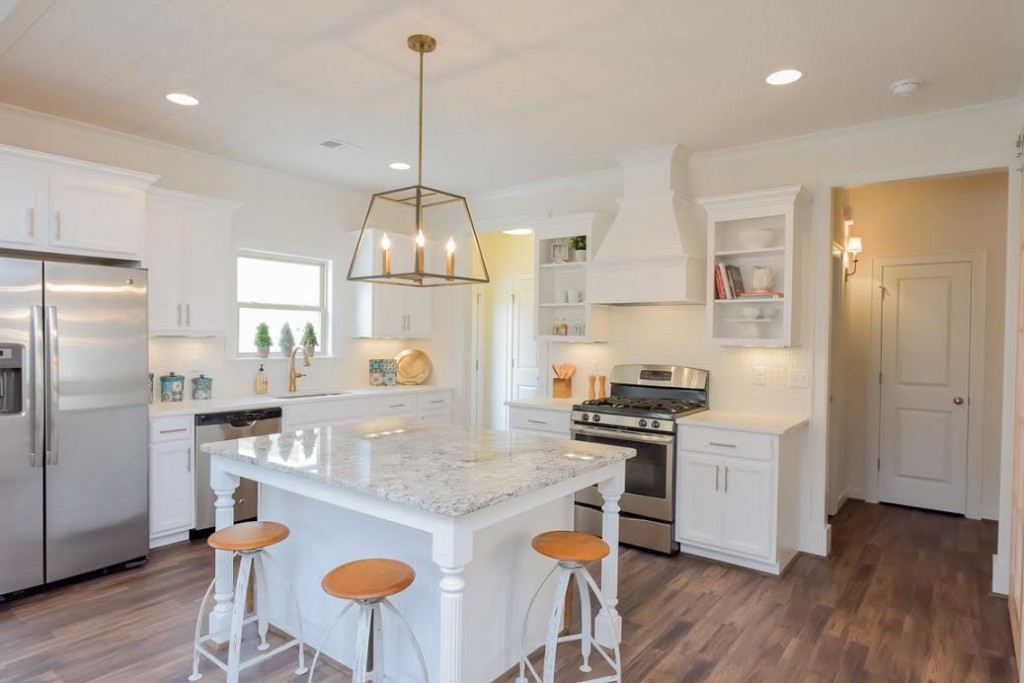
top-left (202, 422), bottom-right (633, 683)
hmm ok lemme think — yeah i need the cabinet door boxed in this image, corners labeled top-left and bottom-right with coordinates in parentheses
top-left (146, 202), bottom-right (184, 333)
top-left (677, 452), bottom-right (723, 546)
top-left (403, 288), bottom-right (433, 337)
top-left (51, 171), bottom-right (145, 258)
top-left (0, 162), bottom-right (47, 249)
top-left (149, 441), bottom-right (194, 536)
top-left (721, 458), bottom-right (774, 559)
top-left (371, 284), bottom-right (406, 337)
top-left (180, 207), bottom-right (231, 334)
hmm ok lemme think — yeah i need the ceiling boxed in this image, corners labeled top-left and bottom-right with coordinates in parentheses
top-left (0, 0), bottom-right (1021, 193)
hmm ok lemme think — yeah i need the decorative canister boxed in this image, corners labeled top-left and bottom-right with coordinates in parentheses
top-left (191, 374), bottom-right (213, 400)
top-left (160, 371), bottom-right (185, 402)
top-left (148, 373), bottom-right (154, 404)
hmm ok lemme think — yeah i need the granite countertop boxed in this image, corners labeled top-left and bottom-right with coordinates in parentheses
top-left (677, 410), bottom-right (809, 435)
top-left (504, 397), bottom-right (577, 413)
top-left (201, 423), bottom-right (635, 517)
top-left (150, 385), bottom-right (453, 418)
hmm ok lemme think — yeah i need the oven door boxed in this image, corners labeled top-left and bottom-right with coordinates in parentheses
top-left (571, 423), bottom-right (675, 522)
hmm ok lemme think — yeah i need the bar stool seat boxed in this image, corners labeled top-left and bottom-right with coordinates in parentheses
top-left (517, 531), bottom-right (622, 683)
top-left (308, 558), bottom-right (428, 683)
top-left (189, 521), bottom-right (306, 682)
top-left (208, 520), bottom-right (290, 551)
top-left (321, 558), bottom-right (416, 601)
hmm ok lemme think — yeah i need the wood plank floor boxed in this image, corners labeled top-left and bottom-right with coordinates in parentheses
top-left (0, 500), bottom-right (1015, 682)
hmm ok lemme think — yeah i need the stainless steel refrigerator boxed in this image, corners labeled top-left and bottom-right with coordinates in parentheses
top-left (0, 256), bottom-right (149, 595)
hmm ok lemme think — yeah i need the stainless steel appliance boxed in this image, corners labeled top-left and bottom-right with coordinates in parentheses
top-left (0, 256), bottom-right (149, 595)
top-left (572, 364), bottom-right (709, 554)
top-left (193, 407), bottom-right (282, 533)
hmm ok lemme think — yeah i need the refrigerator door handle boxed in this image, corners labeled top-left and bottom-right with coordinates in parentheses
top-left (30, 305), bottom-right (45, 468)
top-left (44, 306), bottom-right (59, 467)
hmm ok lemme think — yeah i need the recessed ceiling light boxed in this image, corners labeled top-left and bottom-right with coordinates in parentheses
top-left (502, 227), bottom-right (533, 235)
top-left (389, 162), bottom-right (412, 170)
top-left (889, 79), bottom-right (921, 96)
top-left (765, 69), bottom-right (803, 86)
top-left (166, 92), bottom-right (199, 106)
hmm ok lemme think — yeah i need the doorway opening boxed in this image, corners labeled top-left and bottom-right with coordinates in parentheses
top-left (471, 230), bottom-right (535, 430)
top-left (827, 170), bottom-right (1009, 521)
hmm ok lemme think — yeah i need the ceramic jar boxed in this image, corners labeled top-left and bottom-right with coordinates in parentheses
top-left (160, 371), bottom-right (185, 402)
top-left (191, 374), bottom-right (213, 400)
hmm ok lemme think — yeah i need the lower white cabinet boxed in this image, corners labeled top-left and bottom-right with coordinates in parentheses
top-left (676, 424), bottom-right (796, 575)
top-left (507, 406), bottom-right (571, 436)
top-left (149, 416), bottom-right (195, 548)
top-left (282, 390), bottom-right (454, 431)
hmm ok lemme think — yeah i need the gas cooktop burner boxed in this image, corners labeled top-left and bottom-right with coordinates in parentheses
top-left (579, 397), bottom-right (705, 415)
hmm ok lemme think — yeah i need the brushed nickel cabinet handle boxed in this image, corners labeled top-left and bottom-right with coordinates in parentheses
top-left (186, 446), bottom-right (192, 472)
top-left (724, 466), bottom-right (729, 493)
top-left (54, 210), bottom-right (62, 241)
top-left (159, 427), bottom-right (188, 435)
top-left (177, 303), bottom-right (182, 327)
top-left (709, 442), bottom-right (736, 448)
top-left (185, 303), bottom-right (191, 327)
top-left (27, 207), bottom-right (34, 237)
top-left (527, 419), bottom-right (548, 425)
top-left (389, 403), bottom-right (406, 409)
top-left (715, 465), bottom-right (720, 492)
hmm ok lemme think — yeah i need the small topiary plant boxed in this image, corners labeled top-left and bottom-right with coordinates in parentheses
top-left (254, 322), bottom-right (272, 348)
top-left (301, 322), bottom-right (318, 349)
top-left (279, 322), bottom-right (295, 356)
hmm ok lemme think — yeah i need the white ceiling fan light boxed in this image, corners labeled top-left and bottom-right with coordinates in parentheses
top-left (889, 79), bottom-right (922, 96)
top-left (165, 92), bottom-right (199, 106)
top-left (765, 69), bottom-right (804, 86)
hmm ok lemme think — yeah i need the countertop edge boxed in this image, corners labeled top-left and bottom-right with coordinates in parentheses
top-left (504, 398), bottom-right (577, 413)
top-left (676, 411), bottom-right (810, 435)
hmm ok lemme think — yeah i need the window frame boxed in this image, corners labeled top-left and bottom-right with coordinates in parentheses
top-left (235, 249), bottom-right (331, 358)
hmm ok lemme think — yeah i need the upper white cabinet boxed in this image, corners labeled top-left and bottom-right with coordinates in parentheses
top-left (147, 188), bottom-right (239, 337)
top-left (532, 212), bottom-right (611, 343)
top-left (698, 186), bottom-right (809, 347)
top-left (353, 283), bottom-right (433, 338)
top-left (0, 144), bottom-right (157, 260)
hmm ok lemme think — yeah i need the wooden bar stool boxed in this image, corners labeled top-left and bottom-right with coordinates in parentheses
top-left (189, 521), bottom-right (307, 682)
top-left (307, 558), bottom-right (429, 683)
top-left (516, 531), bottom-right (622, 683)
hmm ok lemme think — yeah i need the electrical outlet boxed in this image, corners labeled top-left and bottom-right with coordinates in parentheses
top-left (753, 367), bottom-right (767, 386)
top-left (790, 368), bottom-right (809, 388)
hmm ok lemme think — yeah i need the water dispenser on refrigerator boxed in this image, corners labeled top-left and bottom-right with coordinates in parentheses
top-left (0, 344), bottom-right (23, 415)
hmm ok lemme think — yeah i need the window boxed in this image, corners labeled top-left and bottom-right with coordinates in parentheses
top-left (236, 251), bottom-right (329, 355)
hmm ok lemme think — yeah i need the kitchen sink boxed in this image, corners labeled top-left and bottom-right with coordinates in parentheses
top-left (271, 391), bottom-right (350, 399)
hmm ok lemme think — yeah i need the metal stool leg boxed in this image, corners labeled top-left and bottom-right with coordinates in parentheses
top-left (226, 552), bottom-right (255, 683)
top-left (580, 568), bottom-right (623, 683)
top-left (306, 601), bottom-right (356, 683)
top-left (352, 603), bottom-right (373, 683)
top-left (380, 598), bottom-right (430, 682)
top-left (573, 567), bottom-right (593, 673)
top-left (516, 565), bottom-right (558, 683)
top-left (260, 548), bottom-right (308, 675)
top-left (253, 552), bottom-right (270, 651)
top-left (370, 602), bottom-right (385, 681)
top-left (188, 565), bottom-right (226, 682)
top-left (541, 568), bottom-right (573, 683)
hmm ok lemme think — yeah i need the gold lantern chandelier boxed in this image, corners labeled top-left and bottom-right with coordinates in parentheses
top-left (347, 34), bottom-right (489, 287)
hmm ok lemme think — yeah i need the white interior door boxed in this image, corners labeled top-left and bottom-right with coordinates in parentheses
top-left (509, 276), bottom-right (539, 401)
top-left (878, 261), bottom-right (972, 513)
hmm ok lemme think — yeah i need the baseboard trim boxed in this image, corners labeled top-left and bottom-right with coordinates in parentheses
top-left (149, 529), bottom-right (190, 549)
top-left (679, 542), bottom-right (791, 576)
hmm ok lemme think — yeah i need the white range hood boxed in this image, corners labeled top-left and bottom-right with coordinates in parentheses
top-left (589, 145), bottom-right (706, 305)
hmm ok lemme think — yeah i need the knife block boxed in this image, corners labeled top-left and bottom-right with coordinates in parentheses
top-left (552, 378), bottom-right (572, 398)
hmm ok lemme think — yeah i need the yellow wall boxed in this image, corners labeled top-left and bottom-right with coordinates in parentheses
top-left (837, 171), bottom-right (1008, 516)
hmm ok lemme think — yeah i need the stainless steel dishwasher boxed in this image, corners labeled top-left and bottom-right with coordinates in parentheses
top-left (193, 407), bottom-right (282, 533)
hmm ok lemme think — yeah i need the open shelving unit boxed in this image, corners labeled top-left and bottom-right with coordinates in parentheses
top-left (698, 186), bottom-right (809, 347)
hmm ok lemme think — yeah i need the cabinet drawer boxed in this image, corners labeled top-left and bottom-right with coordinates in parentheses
top-left (509, 407), bottom-right (570, 435)
top-left (416, 392), bottom-right (452, 412)
top-left (374, 396), bottom-right (416, 416)
top-left (283, 398), bottom-right (373, 430)
top-left (678, 426), bottom-right (773, 460)
top-left (150, 415), bottom-right (193, 443)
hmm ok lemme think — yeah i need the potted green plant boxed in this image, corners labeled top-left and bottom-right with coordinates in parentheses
top-left (570, 235), bottom-right (587, 262)
top-left (254, 322), bottom-right (272, 358)
top-left (300, 322), bottom-right (319, 358)
top-left (279, 322), bottom-right (295, 357)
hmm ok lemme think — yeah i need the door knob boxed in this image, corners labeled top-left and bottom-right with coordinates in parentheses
top-left (953, 396), bottom-right (965, 405)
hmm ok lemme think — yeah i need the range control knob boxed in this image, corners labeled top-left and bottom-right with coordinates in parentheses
top-left (581, 414), bottom-right (590, 422)
top-left (651, 420), bottom-right (661, 429)
top-left (592, 414), bottom-right (601, 423)
top-left (638, 419), bottom-right (648, 428)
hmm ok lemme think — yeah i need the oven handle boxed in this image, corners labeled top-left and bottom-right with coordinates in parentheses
top-left (571, 424), bottom-right (674, 445)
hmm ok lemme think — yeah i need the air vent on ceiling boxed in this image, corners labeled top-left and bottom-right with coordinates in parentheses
top-left (319, 138), bottom-right (358, 150)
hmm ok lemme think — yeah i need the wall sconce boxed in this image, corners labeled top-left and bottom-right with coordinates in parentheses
top-left (845, 236), bottom-right (862, 280)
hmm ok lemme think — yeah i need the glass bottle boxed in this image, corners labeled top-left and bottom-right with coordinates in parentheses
top-left (254, 363), bottom-right (269, 395)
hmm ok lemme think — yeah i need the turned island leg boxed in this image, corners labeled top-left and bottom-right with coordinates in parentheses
top-left (432, 526), bottom-right (473, 683)
top-left (595, 466), bottom-right (625, 649)
top-left (209, 461), bottom-right (240, 644)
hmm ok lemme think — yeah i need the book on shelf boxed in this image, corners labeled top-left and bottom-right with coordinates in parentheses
top-left (714, 262), bottom-right (750, 300)
top-left (714, 264), bottom-right (727, 299)
top-left (738, 291), bottom-right (783, 299)
top-left (725, 265), bottom-right (745, 297)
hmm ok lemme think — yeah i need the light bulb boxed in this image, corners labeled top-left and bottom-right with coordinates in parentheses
top-left (415, 230), bottom-right (425, 247)
top-left (446, 237), bottom-right (456, 254)
top-left (380, 233), bottom-right (391, 250)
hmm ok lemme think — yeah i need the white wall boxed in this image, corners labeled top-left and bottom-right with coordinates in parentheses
top-left (470, 99), bottom-right (1024, 582)
top-left (0, 103), bottom-right (471, 419)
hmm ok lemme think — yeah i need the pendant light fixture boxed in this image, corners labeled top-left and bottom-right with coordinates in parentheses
top-left (347, 34), bottom-right (489, 287)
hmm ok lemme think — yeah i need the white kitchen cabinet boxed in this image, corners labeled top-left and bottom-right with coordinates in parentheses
top-left (282, 390), bottom-right (454, 431)
top-left (676, 422), bottom-right (798, 574)
top-left (0, 144), bottom-right (156, 260)
top-left (508, 405), bottom-right (571, 436)
top-left (353, 282), bottom-right (433, 338)
top-left (698, 185), bottom-right (809, 347)
top-left (149, 416), bottom-right (195, 548)
top-left (147, 188), bottom-right (239, 336)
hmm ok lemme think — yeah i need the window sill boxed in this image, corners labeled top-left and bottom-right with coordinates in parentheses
top-left (228, 355), bottom-right (339, 362)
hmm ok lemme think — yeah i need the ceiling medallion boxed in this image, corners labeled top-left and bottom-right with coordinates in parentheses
top-left (347, 34), bottom-right (489, 287)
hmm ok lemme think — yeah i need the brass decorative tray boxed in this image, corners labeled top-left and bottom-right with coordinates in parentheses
top-left (395, 348), bottom-right (432, 385)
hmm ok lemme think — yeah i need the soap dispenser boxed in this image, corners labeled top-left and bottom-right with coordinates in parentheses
top-left (254, 364), bottom-right (268, 395)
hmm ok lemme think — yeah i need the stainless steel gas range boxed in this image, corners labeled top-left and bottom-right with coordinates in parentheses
top-left (572, 364), bottom-right (709, 554)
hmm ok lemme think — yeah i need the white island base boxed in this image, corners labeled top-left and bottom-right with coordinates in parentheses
top-left (204, 425), bottom-right (630, 683)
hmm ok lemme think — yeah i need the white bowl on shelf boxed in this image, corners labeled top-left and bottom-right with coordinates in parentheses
top-left (737, 306), bottom-right (761, 320)
top-left (738, 228), bottom-right (775, 250)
